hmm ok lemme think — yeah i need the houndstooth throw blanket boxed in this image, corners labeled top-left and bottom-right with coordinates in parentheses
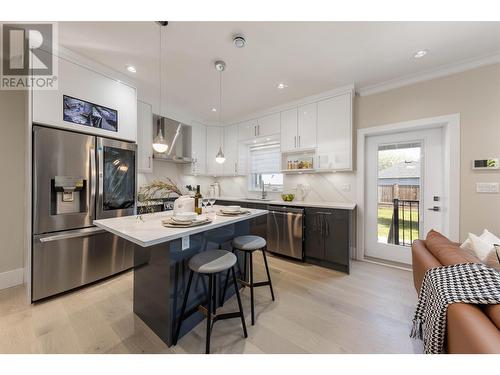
top-left (410, 263), bottom-right (500, 354)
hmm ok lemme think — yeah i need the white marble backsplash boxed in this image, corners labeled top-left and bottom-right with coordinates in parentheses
top-left (138, 161), bottom-right (356, 204)
top-left (214, 172), bottom-right (356, 203)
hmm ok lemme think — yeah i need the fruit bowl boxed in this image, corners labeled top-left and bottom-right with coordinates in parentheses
top-left (281, 193), bottom-right (295, 202)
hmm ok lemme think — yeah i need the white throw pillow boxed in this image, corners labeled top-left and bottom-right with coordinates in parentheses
top-left (460, 230), bottom-right (500, 270)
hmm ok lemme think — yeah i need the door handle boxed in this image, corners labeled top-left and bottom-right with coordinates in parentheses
top-left (428, 206), bottom-right (441, 212)
top-left (39, 227), bottom-right (105, 242)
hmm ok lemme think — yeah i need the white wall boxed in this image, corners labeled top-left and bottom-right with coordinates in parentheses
top-left (0, 90), bottom-right (27, 289)
top-left (356, 63), bottom-right (500, 241)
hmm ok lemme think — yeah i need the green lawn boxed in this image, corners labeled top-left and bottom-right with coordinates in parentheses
top-left (377, 205), bottom-right (419, 245)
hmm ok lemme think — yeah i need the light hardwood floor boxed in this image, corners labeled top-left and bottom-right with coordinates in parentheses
top-left (0, 255), bottom-right (421, 354)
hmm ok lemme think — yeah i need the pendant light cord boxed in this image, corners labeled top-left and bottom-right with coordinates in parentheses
top-left (218, 69), bottom-right (222, 126)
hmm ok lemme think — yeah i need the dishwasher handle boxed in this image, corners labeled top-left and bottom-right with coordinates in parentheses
top-left (267, 205), bottom-right (304, 214)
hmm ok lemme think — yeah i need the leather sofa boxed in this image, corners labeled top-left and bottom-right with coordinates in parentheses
top-left (412, 230), bottom-right (500, 353)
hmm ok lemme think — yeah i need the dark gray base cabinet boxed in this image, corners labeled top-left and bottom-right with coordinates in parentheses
top-left (304, 208), bottom-right (351, 274)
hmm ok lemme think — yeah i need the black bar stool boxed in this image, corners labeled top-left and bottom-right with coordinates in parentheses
top-left (220, 235), bottom-right (275, 325)
top-left (173, 249), bottom-right (247, 354)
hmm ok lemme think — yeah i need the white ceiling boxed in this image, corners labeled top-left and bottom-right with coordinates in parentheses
top-left (59, 21), bottom-right (500, 124)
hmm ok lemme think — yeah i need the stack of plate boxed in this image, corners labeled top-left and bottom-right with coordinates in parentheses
top-left (162, 215), bottom-right (212, 228)
top-left (217, 206), bottom-right (250, 216)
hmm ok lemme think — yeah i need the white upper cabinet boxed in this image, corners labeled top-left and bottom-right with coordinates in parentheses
top-left (223, 124), bottom-right (241, 176)
top-left (316, 91), bottom-right (353, 171)
top-left (297, 103), bottom-right (317, 149)
top-left (185, 123), bottom-right (207, 176)
top-left (206, 126), bottom-right (224, 176)
top-left (280, 108), bottom-right (298, 152)
top-left (137, 101), bottom-right (153, 173)
top-left (32, 52), bottom-right (137, 142)
top-left (281, 103), bottom-right (317, 152)
top-left (238, 119), bottom-right (258, 141)
top-left (257, 112), bottom-right (281, 137)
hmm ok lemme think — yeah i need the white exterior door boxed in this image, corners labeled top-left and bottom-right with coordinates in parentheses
top-left (364, 127), bottom-right (444, 265)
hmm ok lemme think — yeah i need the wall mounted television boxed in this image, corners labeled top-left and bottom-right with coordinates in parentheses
top-left (63, 95), bottom-right (118, 132)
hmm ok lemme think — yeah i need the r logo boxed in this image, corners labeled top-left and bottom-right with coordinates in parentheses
top-left (2, 23), bottom-right (53, 76)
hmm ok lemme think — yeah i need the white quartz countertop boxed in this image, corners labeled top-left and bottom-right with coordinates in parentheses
top-left (216, 197), bottom-right (356, 210)
top-left (94, 206), bottom-right (267, 248)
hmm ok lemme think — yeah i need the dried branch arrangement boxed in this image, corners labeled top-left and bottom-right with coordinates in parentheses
top-left (137, 178), bottom-right (182, 218)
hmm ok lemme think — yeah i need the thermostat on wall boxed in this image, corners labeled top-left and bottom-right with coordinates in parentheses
top-left (472, 158), bottom-right (500, 170)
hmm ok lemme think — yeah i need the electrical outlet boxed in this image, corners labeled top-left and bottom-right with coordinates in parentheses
top-left (476, 182), bottom-right (499, 193)
top-left (341, 184), bottom-right (351, 192)
top-left (182, 236), bottom-right (190, 250)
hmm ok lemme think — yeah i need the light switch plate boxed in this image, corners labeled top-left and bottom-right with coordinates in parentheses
top-left (476, 182), bottom-right (499, 193)
top-left (182, 236), bottom-right (190, 250)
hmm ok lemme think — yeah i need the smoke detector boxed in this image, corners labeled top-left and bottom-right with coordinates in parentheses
top-left (233, 35), bottom-right (246, 48)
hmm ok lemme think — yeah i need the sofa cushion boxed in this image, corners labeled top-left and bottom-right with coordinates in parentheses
top-left (425, 230), bottom-right (480, 266)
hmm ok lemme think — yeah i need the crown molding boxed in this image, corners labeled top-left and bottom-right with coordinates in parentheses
top-left (357, 51), bottom-right (500, 97)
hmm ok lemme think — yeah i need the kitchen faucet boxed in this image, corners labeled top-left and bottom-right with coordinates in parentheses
top-left (261, 181), bottom-right (267, 200)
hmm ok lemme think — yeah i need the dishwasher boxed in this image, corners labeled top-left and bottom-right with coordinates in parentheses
top-left (266, 205), bottom-right (304, 260)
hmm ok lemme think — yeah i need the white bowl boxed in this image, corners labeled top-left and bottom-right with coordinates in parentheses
top-left (173, 212), bottom-right (197, 222)
top-left (223, 205), bottom-right (241, 213)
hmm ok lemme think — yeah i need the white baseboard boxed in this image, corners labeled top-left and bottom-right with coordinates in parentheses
top-left (0, 268), bottom-right (24, 290)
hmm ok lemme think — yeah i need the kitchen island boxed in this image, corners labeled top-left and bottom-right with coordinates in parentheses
top-left (94, 206), bottom-right (267, 346)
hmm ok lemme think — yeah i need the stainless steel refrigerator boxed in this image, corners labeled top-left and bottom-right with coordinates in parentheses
top-left (32, 125), bottom-right (140, 301)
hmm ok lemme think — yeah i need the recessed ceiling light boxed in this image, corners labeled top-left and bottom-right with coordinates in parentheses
top-left (413, 50), bottom-right (428, 59)
top-left (211, 107), bottom-right (217, 112)
top-left (126, 65), bottom-right (137, 73)
top-left (277, 83), bottom-right (288, 90)
top-left (233, 35), bottom-right (246, 48)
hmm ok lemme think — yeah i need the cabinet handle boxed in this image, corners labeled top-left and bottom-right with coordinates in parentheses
top-left (294, 136), bottom-right (297, 148)
top-left (298, 136), bottom-right (301, 148)
top-left (254, 125), bottom-right (257, 137)
top-left (258, 125), bottom-right (260, 136)
top-left (148, 156), bottom-right (151, 169)
top-left (235, 161), bottom-right (237, 174)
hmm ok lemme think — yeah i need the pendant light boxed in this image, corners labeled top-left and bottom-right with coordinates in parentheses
top-left (215, 60), bottom-right (226, 164)
top-left (152, 22), bottom-right (168, 153)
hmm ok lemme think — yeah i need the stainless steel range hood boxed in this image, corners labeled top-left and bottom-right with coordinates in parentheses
top-left (153, 114), bottom-right (192, 164)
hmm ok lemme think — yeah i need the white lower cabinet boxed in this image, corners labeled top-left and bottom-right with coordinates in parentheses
top-left (206, 126), bottom-right (224, 176)
top-left (316, 92), bottom-right (353, 171)
top-left (137, 101), bottom-right (153, 173)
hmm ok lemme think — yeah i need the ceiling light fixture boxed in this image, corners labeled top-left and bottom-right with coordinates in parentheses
top-left (126, 65), bottom-right (136, 73)
top-left (413, 49), bottom-right (428, 59)
top-left (233, 34), bottom-right (246, 48)
top-left (215, 60), bottom-right (226, 164)
top-left (277, 82), bottom-right (288, 90)
top-left (152, 22), bottom-right (169, 153)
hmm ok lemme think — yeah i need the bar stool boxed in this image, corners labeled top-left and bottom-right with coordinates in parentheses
top-left (173, 249), bottom-right (247, 354)
top-left (220, 235), bottom-right (275, 325)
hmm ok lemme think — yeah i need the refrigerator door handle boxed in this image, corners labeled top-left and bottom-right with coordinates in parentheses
top-left (38, 227), bottom-right (106, 243)
top-left (90, 146), bottom-right (96, 219)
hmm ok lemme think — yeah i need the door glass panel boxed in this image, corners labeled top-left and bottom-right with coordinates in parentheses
top-left (377, 142), bottom-right (421, 246)
top-left (103, 146), bottom-right (135, 210)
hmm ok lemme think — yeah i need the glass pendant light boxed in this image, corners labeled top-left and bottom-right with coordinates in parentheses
top-left (215, 60), bottom-right (226, 164)
top-left (152, 119), bottom-right (168, 153)
top-left (153, 22), bottom-right (168, 153)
